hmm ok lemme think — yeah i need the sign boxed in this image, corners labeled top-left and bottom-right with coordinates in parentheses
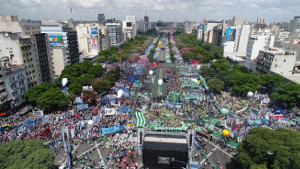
top-left (49, 36), bottom-right (63, 47)
top-left (90, 27), bottom-right (98, 36)
top-left (225, 28), bottom-right (236, 41)
top-left (32, 110), bottom-right (44, 117)
top-left (101, 125), bottom-right (125, 135)
top-left (83, 85), bottom-right (93, 91)
top-left (91, 36), bottom-right (98, 50)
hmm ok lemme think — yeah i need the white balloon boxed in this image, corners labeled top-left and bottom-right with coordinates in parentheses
top-left (158, 79), bottom-right (163, 86)
top-left (247, 91), bottom-right (254, 97)
top-left (149, 70), bottom-right (153, 75)
top-left (62, 78), bottom-right (68, 87)
top-left (117, 90), bottom-right (124, 98)
top-left (88, 120), bottom-right (93, 125)
top-left (191, 78), bottom-right (198, 83)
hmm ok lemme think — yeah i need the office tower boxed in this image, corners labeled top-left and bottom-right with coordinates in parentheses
top-left (106, 23), bottom-right (123, 46)
top-left (98, 14), bottom-right (105, 23)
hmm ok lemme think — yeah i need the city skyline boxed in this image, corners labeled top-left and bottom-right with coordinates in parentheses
top-left (0, 0), bottom-right (299, 22)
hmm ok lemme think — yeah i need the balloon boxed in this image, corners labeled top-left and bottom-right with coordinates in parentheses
top-left (117, 90), bottom-right (124, 98)
top-left (191, 78), bottom-right (198, 83)
top-left (222, 129), bottom-right (230, 137)
top-left (62, 78), bottom-right (68, 87)
top-left (158, 79), bottom-right (163, 86)
top-left (149, 70), bottom-right (153, 75)
top-left (247, 91), bottom-right (254, 97)
top-left (88, 120), bottom-right (93, 125)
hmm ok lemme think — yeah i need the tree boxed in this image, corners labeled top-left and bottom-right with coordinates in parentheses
top-left (200, 66), bottom-right (217, 80)
top-left (68, 83), bottom-right (82, 95)
top-left (174, 27), bottom-right (184, 35)
top-left (93, 80), bottom-right (111, 94)
top-left (237, 127), bottom-right (300, 169)
top-left (75, 74), bottom-right (94, 86)
top-left (271, 82), bottom-right (300, 108)
top-left (82, 90), bottom-right (97, 105)
top-left (25, 83), bottom-right (57, 104)
top-left (261, 74), bottom-right (285, 92)
top-left (207, 78), bottom-right (224, 93)
top-left (0, 140), bottom-right (54, 169)
top-left (37, 88), bottom-right (70, 112)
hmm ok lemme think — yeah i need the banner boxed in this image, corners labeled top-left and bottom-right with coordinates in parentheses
top-left (135, 112), bottom-right (145, 127)
top-left (49, 36), bottom-right (63, 47)
top-left (166, 101), bottom-right (183, 109)
top-left (101, 125), bottom-right (125, 135)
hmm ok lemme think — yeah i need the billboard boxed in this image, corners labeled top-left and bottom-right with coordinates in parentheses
top-left (90, 27), bottom-right (98, 36)
top-left (91, 36), bottom-right (98, 50)
top-left (49, 36), bottom-right (63, 47)
top-left (225, 28), bottom-right (236, 41)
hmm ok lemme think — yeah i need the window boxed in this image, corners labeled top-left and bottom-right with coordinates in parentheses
top-left (284, 59), bottom-right (286, 62)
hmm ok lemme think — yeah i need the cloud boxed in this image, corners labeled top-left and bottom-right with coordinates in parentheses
top-left (0, 0), bottom-right (299, 22)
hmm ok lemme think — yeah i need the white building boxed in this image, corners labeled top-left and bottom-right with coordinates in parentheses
top-left (245, 29), bottom-right (275, 70)
top-left (106, 23), bottom-right (123, 47)
top-left (122, 16), bottom-right (137, 42)
top-left (203, 22), bottom-right (221, 43)
top-left (41, 20), bottom-right (68, 77)
top-left (236, 25), bottom-right (251, 57)
top-left (255, 48), bottom-right (296, 75)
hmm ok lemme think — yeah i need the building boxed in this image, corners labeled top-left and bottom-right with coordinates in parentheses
top-left (2, 63), bottom-right (28, 109)
top-left (122, 16), bottom-right (137, 42)
top-left (31, 33), bottom-right (54, 82)
top-left (106, 23), bottom-right (123, 46)
top-left (255, 48), bottom-right (296, 75)
top-left (0, 62), bottom-right (10, 111)
top-left (245, 29), bottom-right (275, 70)
top-left (227, 17), bottom-right (244, 26)
top-left (67, 31), bottom-right (80, 64)
top-left (203, 22), bottom-right (221, 43)
top-left (236, 25), bottom-right (251, 57)
top-left (41, 20), bottom-right (70, 76)
top-left (290, 16), bottom-right (300, 33)
top-left (211, 25), bottom-right (223, 46)
top-left (142, 132), bottom-right (189, 169)
top-left (276, 29), bottom-right (290, 43)
top-left (76, 23), bottom-right (105, 61)
top-left (144, 16), bottom-right (150, 31)
top-left (97, 14), bottom-right (105, 23)
top-left (19, 19), bottom-right (41, 38)
top-left (184, 21), bottom-right (193, 34)
top-left (257, 17), bottom-right (265, 24)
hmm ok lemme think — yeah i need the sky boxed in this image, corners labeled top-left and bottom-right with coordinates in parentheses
top-left (0, 0), bottom-right (299, 23)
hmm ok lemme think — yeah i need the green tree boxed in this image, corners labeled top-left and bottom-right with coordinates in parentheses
top-left (25, 83), bottom-right (57, 104)
top-left (88, 64), bottom-right (106, 77)
top-left (237, 127), bottom-right (300, 169)
top-left (200, 66), bottom-right (217, 80)
top-left (75, 74), bottom-right (94, 86)
top-left (0, 140), bottom-right (54, 169)
top-left (174, 27), bottom-right (184, 35)
top-left (207, 78), bottom-right (224, 93)
top-left (37, 88), bottom-right (70, 112)
top-left (271, 82), bottom-right (300, 108)
top-left (93, 80), bottom-right (111, 94)
top-left (261, 74), bottom-right (285, 92)
top-left (68, 83), bottom-right (82, 95)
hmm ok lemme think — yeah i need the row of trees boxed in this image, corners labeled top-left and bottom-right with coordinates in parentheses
top-left (168, 38), bottom-right (176, 62)
top-left (0, 140), bottom-right (54, 169)
top-left (175, 34), bottom-right (223, 63)
top-left (25, 83), bottom-right (70, 112)
top-left (201, 58), bottom-right (300, 108)
top-left (237, 127), bottom-right (300, 169)
top-left (97, 35), bottom-right (154, 63)
top-left (148, 38), bottom-right (160, 62)
top-left (56, 60), bottom-right (106, 95)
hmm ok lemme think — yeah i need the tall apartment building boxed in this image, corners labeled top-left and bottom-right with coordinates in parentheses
top-left (255, 48), bottom-right (296, 75)
top-left (203, 22), bottom-right (221, 43)
top-left (106, 23), bottom-right (123, 47)
top-left (245, 29), bottom-right (275, 70)
top-left (290, 16), bottom-right (300, 33)
top-left (98, 14), bottom-right (105, 23)
top-left (41, 19), bottom-right (79, 76)
top-left (0, 63), bottom-right (9, 111)
top-left (67, 31), bottom-right (80, 64)
top-left (236, 25), bottom-right (251, 57)
top-left (122, 16), bottom-right (137, 42)
top-left (31, 33), bottom-right (54, 82)
top-left (257, 17), bottom-right (265, 24)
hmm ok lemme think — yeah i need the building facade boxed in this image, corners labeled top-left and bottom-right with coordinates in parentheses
top-left (3, 64), bottom-right (28, 108)
top-left (255, 48), bottom-right (296, 75)
top-left (31, 33), bottom-right (54, 82)
top-left (98, 14), bottom-right (105, 23)
top-left (67, 31), bottom-right (80, 64)
top-left (122, 16), bottom-right (137, 42)
top-left (106, 23), bottom-right (123, 46)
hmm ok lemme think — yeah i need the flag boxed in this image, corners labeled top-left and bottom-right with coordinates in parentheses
top-left (135, 112), bottom-right (145, 127)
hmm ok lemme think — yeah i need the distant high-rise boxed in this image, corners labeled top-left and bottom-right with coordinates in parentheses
top-left (98, 14), bottom-right (105, 23)
top-left (257, 17), bottom-right (265, 24)
top-left (290, 16), bottom-right (300, 33)
top-left (106, 23), bottom-right (123, 46)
